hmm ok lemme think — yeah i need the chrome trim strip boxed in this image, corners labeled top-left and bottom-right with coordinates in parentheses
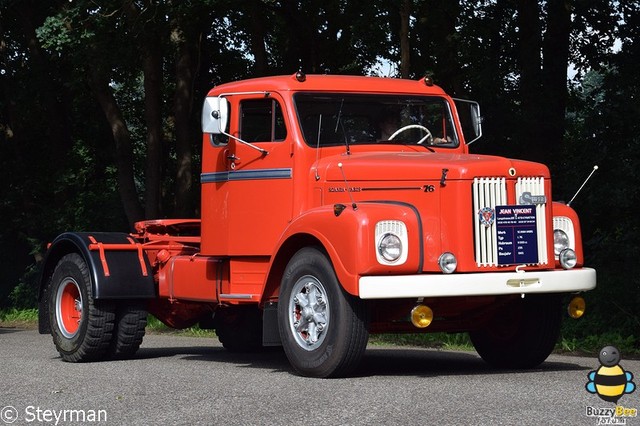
top-left (219, 294), bottom-right (256, 300)
top-left (201, 168), bottom-right (292, 183)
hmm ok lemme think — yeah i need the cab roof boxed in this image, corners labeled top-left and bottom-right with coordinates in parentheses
top-left (207, 73), bottom-right (448, 97)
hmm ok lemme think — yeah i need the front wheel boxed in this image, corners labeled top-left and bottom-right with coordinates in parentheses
top-left (278, 247), bottom-right (369, 378)
top-left (470, 294), bottom-right (562, 369)
top-left (48, 253), bottom-right (115, 362)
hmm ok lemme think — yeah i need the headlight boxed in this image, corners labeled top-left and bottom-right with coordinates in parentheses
top-left (438, 252), bottom-right (457, 274)
top-left (554, 229), bottom-right (570, 256)
top-left (378, 233), bottom-right (402, 262)
top-left (553, 216), bottom-right (575, 259)
top-left (375, 221), bottom-right (408, 265)
top-left (559, 248), bottom-right (577, 269)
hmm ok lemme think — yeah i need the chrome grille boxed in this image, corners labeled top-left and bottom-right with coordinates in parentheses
top-left (472, 177), bottom-right (549, 267)
top-left (473, 178), bottom-right (506, 267)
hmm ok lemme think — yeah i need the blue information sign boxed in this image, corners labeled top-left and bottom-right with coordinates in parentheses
top-left (495, 205), bottom-right (538, 265)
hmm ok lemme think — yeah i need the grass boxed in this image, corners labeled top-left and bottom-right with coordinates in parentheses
top-left (3, 308), bottom-right (638, 357)
top-left (0, 308), bottom-right (38, 327)
top-left (370, 331), bottom-right (640, 358)
top-left (369, 332), bottom-right (474, 351)
top-left (145, 314), bottom-right (217, 337)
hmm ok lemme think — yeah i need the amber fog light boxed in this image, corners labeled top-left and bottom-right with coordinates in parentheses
top-left (411, 305), bottom-right (434, 328)
top-left (568, 296), bottom-right (586, 319)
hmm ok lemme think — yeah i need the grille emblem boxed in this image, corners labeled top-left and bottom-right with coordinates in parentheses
top-left (518, 191), bottom-right (547, 205)
top-left (478, 207), bottom-right (495, 228)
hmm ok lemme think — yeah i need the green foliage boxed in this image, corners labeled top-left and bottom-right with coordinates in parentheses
top-left (35, 16), bottom-right (71, 51)
top-left (558, 333), bottom-right (638, 357)
top-left (0, 308), bottom-right (39, 325)
top-left (8, 263), bottom-right (39, 310)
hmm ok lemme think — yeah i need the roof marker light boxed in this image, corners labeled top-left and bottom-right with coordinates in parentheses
top-left (422, 76), bottom-right (434, 86)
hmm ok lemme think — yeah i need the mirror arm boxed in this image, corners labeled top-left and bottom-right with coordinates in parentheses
top-left (221, 130), bottom-right (269, 155)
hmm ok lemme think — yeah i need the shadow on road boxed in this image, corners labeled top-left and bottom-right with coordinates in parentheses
top-left (0, 327), bottom-right (26, 334)
top-left (357, 347), bottom-right (589, 378)
top-left (133, 343), bottom-right (588, 378)
top-left (135, 345), bottom-right (292, 373)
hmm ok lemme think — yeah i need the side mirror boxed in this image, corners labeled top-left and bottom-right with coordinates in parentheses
top-left (201, 96), bottom-right (229, 134)
top-left (453, 98), bottom-right (482, 145)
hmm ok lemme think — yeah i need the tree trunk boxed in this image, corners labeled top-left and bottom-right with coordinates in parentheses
top-left (172, 24), bottom-right (195, 218)
top-left (88, 68), bottom-right (144, 228)
top-left (247, 0), bottom-right (269, 76)
top-left (517, 0), bottom-right (545, 162)
top-left (427, 1), bottom-right (463, 96)
top-left (142, 46), bottom-right (164, 219)
top-left (542, 0), bottom-right (571, 163)
top-left (123, 0), bottom-right (164, 219)
top-left (399, 0), bottom-right (411, 78)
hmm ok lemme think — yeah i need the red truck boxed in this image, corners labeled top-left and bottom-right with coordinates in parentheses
top-left (38, 73), bottom-right (596, 377)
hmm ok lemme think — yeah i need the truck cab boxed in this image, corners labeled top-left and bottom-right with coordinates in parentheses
top-left (39, 73), bottom-right (596, 378)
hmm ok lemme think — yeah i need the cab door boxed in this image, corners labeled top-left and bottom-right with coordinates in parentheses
top-left (201, 93), bottom-right (293, 256)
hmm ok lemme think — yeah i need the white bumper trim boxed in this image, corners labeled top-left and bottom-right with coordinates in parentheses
top-left (358, 267), bottom-right (596, 299)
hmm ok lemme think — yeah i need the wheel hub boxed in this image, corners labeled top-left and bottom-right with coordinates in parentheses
top-left (288, 276), bottom-right (329, 350)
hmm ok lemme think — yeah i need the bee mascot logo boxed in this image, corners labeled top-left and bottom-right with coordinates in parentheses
top-left (586, 346), bottom-right (636, 403)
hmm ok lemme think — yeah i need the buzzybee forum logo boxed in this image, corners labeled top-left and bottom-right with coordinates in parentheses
top-left (585, 346), bottom-right (637, 424)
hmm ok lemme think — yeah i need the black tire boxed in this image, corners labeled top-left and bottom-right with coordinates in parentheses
top-left (216, 305), bottom-right (263, 352)
top-left (278, 247), bottom-right (369, 378)
top-left (109, 302), bottom-right (147, 359)
top-left (470, 294), bottom-right (563, 369)
top-left (48, 253), bottom-right (115, 362)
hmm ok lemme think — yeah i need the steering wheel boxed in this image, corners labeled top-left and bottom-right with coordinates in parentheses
top-left (388, 124), bottom-right (432, 144)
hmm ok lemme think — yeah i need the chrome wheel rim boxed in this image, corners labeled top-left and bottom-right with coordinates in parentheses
top-left (287, 275), bottom-right (329, 351)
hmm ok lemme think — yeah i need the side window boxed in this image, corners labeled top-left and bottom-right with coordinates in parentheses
top-left (240, 99), bottom-right (287, 142)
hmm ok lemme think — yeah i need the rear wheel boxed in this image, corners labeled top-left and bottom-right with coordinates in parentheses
top-left (109, 302), bottom-right (147, 359)
top-left (49, 253), bottom-right (115, 362)
top-left (278, 247), bottom-right (369, 378)
top-left (470, 294), bottom-right (562, 369)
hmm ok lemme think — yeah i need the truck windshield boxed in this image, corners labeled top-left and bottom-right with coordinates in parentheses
top-left (294, 93), bottom-right (458, 148)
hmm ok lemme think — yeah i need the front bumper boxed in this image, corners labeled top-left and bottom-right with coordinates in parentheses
top-left (358, 267), bottom-right (596, 299)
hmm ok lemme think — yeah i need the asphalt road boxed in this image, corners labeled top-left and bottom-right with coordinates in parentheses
top-left (1, 328), bottom-right (638, 426)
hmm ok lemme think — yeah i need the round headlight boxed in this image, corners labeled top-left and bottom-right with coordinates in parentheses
top-left (378, 233), bottom-right (402, 262)
top-left (438, 252), bottom-right (457, 274)
top-left (554, 229), bottom-right (570, 256)
top-left (559, 248), bottom-right (577, 269)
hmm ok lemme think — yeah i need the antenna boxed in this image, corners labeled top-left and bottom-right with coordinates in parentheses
top-left (568, 165), bottom-right (598, 207)
top-left (338, 162), bottom-right (357, 210)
